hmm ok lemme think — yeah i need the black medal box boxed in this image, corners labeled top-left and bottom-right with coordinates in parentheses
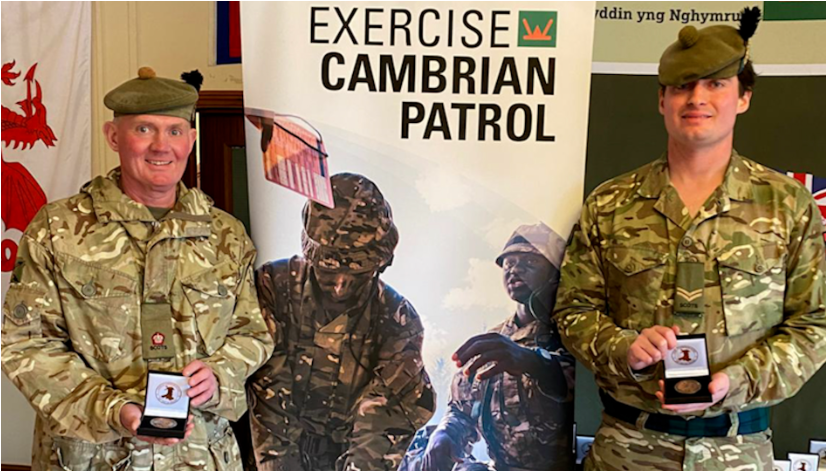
top-left (664, 334), bottom-right (712, 404)
top-left (137, 371), bottom-right (190, 438)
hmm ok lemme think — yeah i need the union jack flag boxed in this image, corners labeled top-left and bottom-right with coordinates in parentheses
top-left (786, 171), bottom-right (826, 228)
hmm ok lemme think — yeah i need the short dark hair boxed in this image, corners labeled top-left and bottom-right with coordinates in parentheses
top-left (736, 60), bottom-right (756, 96)
top-left (658, 60), bottom-right (757, 97)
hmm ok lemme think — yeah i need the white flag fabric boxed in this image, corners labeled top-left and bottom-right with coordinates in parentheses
top-left (2, 1), bottom-right (91, 292)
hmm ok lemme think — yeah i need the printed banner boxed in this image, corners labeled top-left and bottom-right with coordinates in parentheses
top-left (241, 1), bottom-right (594, 443)
top-left (592, 1), bottom-right (826, 75)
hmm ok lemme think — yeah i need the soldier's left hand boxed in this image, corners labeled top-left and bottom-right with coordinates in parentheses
top-left (453, 333), bottom-right (537, 380)
top-left (183, 360), bottom-right (218, 407)
top-left (655, 372), bottom-right (730, 413)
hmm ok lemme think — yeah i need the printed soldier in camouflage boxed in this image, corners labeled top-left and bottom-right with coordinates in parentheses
top-left (246, 173), bottom-right (435, 470)
top-left (403, 223), bottom-right (576, 471)
top-left (555, 9), bottom-right (825, 471)
top-left (1, 68), bottom-right (274, 470)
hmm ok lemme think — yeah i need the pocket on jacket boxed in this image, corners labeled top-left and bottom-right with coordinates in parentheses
top-left (605, 246), bottom-right (668, 330)
top-left (52, 437), bottom-right (131, 471)
top-left (208, 428), bottom-right (243, 471)
top-left (717, 243), bottom-right (785, 337)
top-left (56, 253), bottom-right (138, 363)
top-left (2, 286), bottom-right (45, 344)
top-left (182, 261), bottom-right (239, 356)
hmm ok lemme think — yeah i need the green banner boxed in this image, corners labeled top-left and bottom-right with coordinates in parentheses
top-left (764, 1), bottom-right (826, 21)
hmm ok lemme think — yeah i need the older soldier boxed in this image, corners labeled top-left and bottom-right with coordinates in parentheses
top-left (412, 223), bottom-right (575, 471)
top-left (247, 173), bottom-right (435, 470)
top-left (1, 67), bottom-right (274, 470)
top-left (555, 8), bottom-right (825, 471)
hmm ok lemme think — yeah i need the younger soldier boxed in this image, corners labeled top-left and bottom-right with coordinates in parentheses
top-left (247, 173), bottom-right (435, 470)
top-left (1, 68), bottom-right (274, 470)
top-left (413, 224), bottom-right (576, 471)
top-left (555, 8), bottom-right (825, 471)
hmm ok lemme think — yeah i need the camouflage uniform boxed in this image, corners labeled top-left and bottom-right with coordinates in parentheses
top-left (247, 173), bottom-right (435, 470)
top-left (1, 168), bottom-right (274, 470)
top-left (555, 152), bottom-right (826, 470)
top-left (436, 315), bottom-right (575, 470)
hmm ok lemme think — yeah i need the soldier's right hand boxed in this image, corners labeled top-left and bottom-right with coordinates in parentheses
top-left (119, 403), bottom-right (195, 446)
top-left (627, 325), bottom-right (680, 371)
top-left (421, 430), bottom-right (461, 471)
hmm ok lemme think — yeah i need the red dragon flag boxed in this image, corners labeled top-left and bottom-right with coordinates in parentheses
top-left (1, 3), bottom-right (90, 466)
top-left (1, 2), bottom-right (91, 288)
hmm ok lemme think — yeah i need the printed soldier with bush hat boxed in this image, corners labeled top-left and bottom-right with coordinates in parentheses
top-left (406, 223), bottom-right (575, 471)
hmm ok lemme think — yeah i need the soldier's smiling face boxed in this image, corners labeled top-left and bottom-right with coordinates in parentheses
top-left (659, 77), bottom-right (751, 149)
top-left (104, 114), bottom-right (196, 204)
top-left (501, 253), bottom-right (553, 304)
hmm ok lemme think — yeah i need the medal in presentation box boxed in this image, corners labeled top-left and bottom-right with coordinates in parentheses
top-left (664, 334), bottom-right (712, 404)
top-left (136, 371), bottom-right (190, 438)
top-left (809, 440), bottom-right (825, 470)
top-left (788, 453), bottom-right (819, 471)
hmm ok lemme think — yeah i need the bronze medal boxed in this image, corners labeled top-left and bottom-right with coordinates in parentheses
top-left (150, 417), bottom-right (178, 429)
top-left (675, 379), bottom-right (701, 395)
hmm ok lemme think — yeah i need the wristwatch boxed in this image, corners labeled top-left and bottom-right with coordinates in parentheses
top-left (533, 347), bottom-right (553, 362)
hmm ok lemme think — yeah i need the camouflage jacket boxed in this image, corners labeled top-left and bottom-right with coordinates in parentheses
top-left (1, 168), bottom-right (274, 470)
top-left (437, 315), bottom-right (576, 470)
top-left (247, 257), bottom-right (435, 470)
top-left (555, 151), bottom-right (826, 417)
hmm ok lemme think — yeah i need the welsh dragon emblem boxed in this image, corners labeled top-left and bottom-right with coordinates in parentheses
top-left (2, 60), bottom-right (56, 272)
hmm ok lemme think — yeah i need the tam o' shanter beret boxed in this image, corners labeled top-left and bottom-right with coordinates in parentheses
top-left (104, 67), bottom-right (198, 121)
top-left (658, 7), bottom-right (761, 87)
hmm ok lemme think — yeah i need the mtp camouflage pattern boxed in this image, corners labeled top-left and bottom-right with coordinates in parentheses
top-left (302, 173), bottom-right (398, 273)
top-left (584, 412), bottom-right (773, 470)
top-left (434, 315), bottom-right (576, 470)
top-left (247, 257), bottom-right (435, 470)
top-left (555, 151), bottom-right (825, 470)
top-left (1, 168), bottom-right (274, 470)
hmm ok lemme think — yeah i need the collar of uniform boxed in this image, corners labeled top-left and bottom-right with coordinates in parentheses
top-left (719, 150), bottom-right (754, 202)
top-left (83, 167), bottom-right (214, 225)
top-left (636, 151), bottom-right (754, 202)
top-left (635, 155), bottom-right (670, 199)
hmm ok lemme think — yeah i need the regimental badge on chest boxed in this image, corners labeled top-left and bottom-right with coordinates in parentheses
top-left (151, 331), bottom-right (165, 347)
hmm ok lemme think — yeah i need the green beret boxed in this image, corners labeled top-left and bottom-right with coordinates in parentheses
top-left (104, 67), bottom-right (198, 121)
top-left (659, 7), bottom-right (761, 86)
